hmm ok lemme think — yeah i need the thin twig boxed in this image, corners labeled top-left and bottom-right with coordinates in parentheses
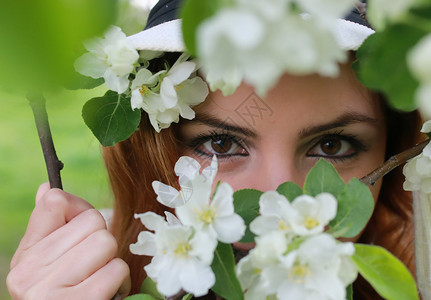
top-left (360, 139), bottom-right (430, 186)
top-left (28, 92), bottom-right (63, 189)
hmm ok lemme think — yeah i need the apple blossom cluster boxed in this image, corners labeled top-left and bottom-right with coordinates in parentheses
top-left (74, 26), bottom-right (209, 132)
top-left (407, 35), bottom-right (431, 119)
top-left (196, 0), bottom-right (357, 96)
top-left (237, 191), bottom-right (357, 299)
top-left (130, 156), bottom-right (358, 299)
top-left (130, 156), bottom-right (246, 297)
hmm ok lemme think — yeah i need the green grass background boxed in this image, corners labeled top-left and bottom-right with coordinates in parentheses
top-left (0, 86), bottom-right (112, 299)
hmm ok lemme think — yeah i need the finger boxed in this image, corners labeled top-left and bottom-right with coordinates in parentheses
top-left (50, 229), bottom-right (118, 286)
top-left (18, 209), bottom-right (107, 267)
top-left (11, 189), bottom-right (93, 267)
top-left (35, 182), bottom-right (50, 204)
top-left (73, 258), bottom-right (131, 300)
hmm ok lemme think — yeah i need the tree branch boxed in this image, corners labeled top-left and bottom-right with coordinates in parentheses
top-left (360, 139), bottom-right (430, 186)
top-left (28, 92), bottom-right (63, 189)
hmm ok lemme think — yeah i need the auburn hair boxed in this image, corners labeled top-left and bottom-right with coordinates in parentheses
top-left (102, 102), bottom-right (423, 297)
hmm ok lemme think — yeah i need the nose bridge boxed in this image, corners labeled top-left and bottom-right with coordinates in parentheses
top-left (253, 148), bottom-right (305, 191)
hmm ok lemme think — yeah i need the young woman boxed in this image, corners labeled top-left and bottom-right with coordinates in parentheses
top-left (7, 0), bottom-right (423, 299)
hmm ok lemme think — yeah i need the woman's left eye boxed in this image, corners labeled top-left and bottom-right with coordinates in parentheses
top-left (307, 135), bottom-right (357, 159)
top-left (193, 134), bottom-right (249, 158)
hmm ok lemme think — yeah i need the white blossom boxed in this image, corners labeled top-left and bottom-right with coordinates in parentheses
top-left (236, 231), bottom-right (288, 300)
top-left (289, 193), bottom-right (337, 236)
top-left (263, 234), bottom-right (356, 300)
top-left (250, 191), bottom-right (296, 237)
top-left (152, 156), bottom-right (217, 208)
top-left (142, 54), bottom-right (209, 131)
top-left (176, 180), bottom-right (246, 243)
top-left (130, 212), bottom-right (217, 297)
top-left (197, 0), bottom-right (350, 96)
top-left (74, 26), bottom-right (139, 93)
top-left (250, 191), bottom-right (337, 237)
top-left (130, 68), bottom-right (164, 110)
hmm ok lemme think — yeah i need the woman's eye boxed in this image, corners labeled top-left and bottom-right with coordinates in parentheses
top-left (307, 136), bottom-right (355, 158)
top-left (196, 136), bottom-right (248, 157)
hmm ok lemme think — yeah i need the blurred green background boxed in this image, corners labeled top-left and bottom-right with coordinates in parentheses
top-left (0, 87), bottom-right (112, 299)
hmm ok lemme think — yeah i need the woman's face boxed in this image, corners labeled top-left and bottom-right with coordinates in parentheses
top-left (178, 60), bottom-right (387, 204)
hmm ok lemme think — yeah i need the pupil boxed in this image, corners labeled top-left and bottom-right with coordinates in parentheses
top-left (211, 139), bottom-right (232, 153)
top-left (321, 138), bottom-right (341, 155)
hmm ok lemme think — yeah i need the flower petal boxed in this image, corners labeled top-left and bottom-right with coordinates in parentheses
top-left (152, 181), bottom-right (186, 208)
top-left (213, 214), bottom-right (245, 243)
top-left (168, 61), bottom-right (196, 85)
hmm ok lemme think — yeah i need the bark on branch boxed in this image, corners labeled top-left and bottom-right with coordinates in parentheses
top-left (360, 139), bottom-right (430, 186)
top-left (28, 92), bottom-right (63, 189)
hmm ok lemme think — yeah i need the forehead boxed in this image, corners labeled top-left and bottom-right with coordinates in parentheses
top-left (194, 61), bottom-right (382, 132)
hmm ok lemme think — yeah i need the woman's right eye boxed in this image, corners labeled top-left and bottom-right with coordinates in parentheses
top-left (194, 135), bottom-right (249, 158)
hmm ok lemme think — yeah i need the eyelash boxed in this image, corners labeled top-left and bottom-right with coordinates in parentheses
top-left (185, 130), bottom-right (368, 162)
top-left (186, 130), bottom-right (249, 160)
top-left (306, 130), bottom-right (368, 162)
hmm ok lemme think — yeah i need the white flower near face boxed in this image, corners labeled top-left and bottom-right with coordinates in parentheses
top-left (236, 231), bottom-right (288, 300)
top-left (263, 234), bottom-right (357, 300)
top-left (130, 212), bottom-right (217, 297)
top-left (198, 8), bottom-right (264, 95)
top-left (368, 0), bottom-right (420, 30)
top-left (176, 180), bottom-right (246, 243)
top-left (250, 191), bottom-right (296, 237)
top-left (197, 5), bottom-right (346, 96)
top-left (152, 156), bottom-right (217, 208)
top-left (289, 193), bottom-right (337, 236)
top-left (144, 54), bottom-right (209, 132)
top-left (130, 68), bottom-right (164, 110)
top-left (74, 26), bottom-right (139, 93)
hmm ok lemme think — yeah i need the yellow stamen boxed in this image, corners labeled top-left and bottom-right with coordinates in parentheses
top-left (139, 85), bottom-right (150, 96)
top-left (199, 207), bottom-right (216, 224)
top-left (304, 216), bottom-right (319, 229)
top-left (175, 83), bottom-right (184, 91)
top-left (289, 264), bottom-right (311, 284)
top-left (278, 220), bottom-right (290, 231)
top-left (174, 242), bottom-right (191, 257)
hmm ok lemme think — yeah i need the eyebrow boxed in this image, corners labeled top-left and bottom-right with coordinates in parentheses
top-left (192, 113), bottom-right (258, 138)
top-left (298, 112), bottom-right (378, 139)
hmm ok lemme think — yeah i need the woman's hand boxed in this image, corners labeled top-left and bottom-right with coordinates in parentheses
top-left (6, 183), bottom-right (131, 299)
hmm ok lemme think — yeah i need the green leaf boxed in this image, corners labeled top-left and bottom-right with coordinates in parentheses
top-left (276, 181), bottom-right (302, 202)
top-left (211, 242), bottom-right (244, 300)
top-left (139, 277), bottom-right (164, 300)
top-left (180, 0), bottom-right (227, 55)
top-left (346, 284), bottom-right (353, 300)
top-left (182, 294), bottom-right (193, 300)
top-left (233, 189), bottom-right (263, 243)
top-left (303, 159), bottom-right (345, 197)
top-left (82, 90), bottom-right (141, 146)
top-left (353, 24), bottom-right (426, 111)
top-left (328, 178), bottom-right (374, 238)
top-left (352, 244), bottom-right (419, 300)
top-left (124, 295), bottom-right (157, 300)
